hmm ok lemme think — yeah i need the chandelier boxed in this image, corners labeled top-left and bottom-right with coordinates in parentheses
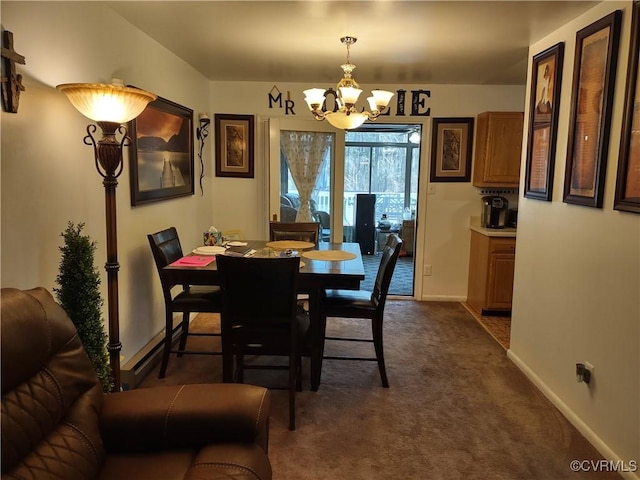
top-left (304, 36), bottom-right (394, 130)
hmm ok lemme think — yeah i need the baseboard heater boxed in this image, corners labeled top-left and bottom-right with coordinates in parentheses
top-left (120, 317), bottom-right (184, 390)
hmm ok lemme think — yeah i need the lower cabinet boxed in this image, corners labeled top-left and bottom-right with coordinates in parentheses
top-left (467, 230), bottom-right (516, 314)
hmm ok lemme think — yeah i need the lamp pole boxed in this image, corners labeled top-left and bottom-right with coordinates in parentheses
top-left (85, 121), bottom-right (127, 391)
top-left (57, 81), bottom-right (156, 392)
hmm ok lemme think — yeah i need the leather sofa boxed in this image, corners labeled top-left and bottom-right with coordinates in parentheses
top-left (1, 287), bottom-right (272, 480)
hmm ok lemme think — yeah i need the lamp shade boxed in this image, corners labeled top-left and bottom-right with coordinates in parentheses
top-left (304, 88), bottom-right (327, 109)
top-left (326, 111), bottom-right (367, 130)
top-left (56, 82), bottom-right (157, 123)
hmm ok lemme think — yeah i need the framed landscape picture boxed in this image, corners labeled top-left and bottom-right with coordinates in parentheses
top-left (430, 117), bottom-right (474, 182)
top-left (524, 42), bottom-right (564, 201)
top-left (215, 114), bottom-right (255, 178)
top-left (563, 10), bottom-right (622, 208)
top-left (614, 0), bottom-right (640, 214)
top-left (128, 95), bottom-right (194, 206)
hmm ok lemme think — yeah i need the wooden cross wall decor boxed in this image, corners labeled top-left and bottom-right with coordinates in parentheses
top-left (1, 31), bottom-right (26, 113)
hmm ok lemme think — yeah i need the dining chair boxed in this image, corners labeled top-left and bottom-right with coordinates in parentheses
top-left (221, 229), bottom-right (244, 242)
top-left (319, 233), bottom-right (403, 388)
top-left (147, 227), bottom-right (223, 379)
top-left (216, 255), bottom-right (309, 430)
top-left (269, 221), bottom-right (320, 244)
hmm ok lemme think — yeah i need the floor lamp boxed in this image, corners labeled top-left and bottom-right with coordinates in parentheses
top-left (57, 80), bottom-right (156, 392)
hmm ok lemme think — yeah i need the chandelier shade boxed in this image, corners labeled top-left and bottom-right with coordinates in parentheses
top-left (303, 36), bottom-right (394, 130)
top-left (56, 79), bottom-right (156, 124)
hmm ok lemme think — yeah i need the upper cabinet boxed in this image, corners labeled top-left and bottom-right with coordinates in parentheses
top-left (472, 112), bottom-right (524, 187)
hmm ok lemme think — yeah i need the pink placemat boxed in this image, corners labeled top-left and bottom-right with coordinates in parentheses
top-left (169, 255), bottom-right (215, 267)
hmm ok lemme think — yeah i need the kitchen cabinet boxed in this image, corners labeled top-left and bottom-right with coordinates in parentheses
top-left (467, 229), bottom-right (516, 314)
top-left (473, 111), bottom-right (524, 187)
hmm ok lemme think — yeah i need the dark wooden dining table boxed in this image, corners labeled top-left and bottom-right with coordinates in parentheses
top-left (163, 241), bottom-right (365, 391)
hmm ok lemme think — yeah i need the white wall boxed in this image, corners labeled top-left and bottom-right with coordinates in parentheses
top-left (0, 0), bottom-right (526, 356)
top-left (209, 81), bottom-right (525, 301)
top-left (1, 1), bottom-right (214, 361)
top-left (510, 0), bottom-right (639, 471)
top-left (2, 0), bottom-right (637, 470)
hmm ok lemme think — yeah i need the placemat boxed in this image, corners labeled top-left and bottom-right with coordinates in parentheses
top-left (193, 246), bottom-right (226, 255)
top-left (301, 250), bottom-right (357, 261)
top-left (265, 240), bottom-right (315, 250)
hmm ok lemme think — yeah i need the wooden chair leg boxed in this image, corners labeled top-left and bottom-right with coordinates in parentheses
top-left (289, 351), bottom-right (297, 431)
top-left (372, 316), bottom-right (389, 388)
top-left (296, 356), bottom-right (303, 392)
top-left (176, 312), bottom-right (190, 357)
top-left (235, 354), bottom-right (244, 383)
top-left (222, 348), bottom-right (234, 383)
top-left (158, 310), bottom-right (173, 378)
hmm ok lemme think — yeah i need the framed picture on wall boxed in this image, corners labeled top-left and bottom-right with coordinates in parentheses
top-left (614, 0), bottom-right (640, 214)
top-left (128, 95), bottom-right (194, 206)
top-left (215, 114), bottom-right (255, 178)
top-left (563, 10), bottom-right (622, 208)
top-left (429, 117), bottom-right (474, 182)
top-left (524, 42), bottom-right (564, 201)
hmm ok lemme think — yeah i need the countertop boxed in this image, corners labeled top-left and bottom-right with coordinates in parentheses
top-left (469, 217), bottom-right (517, 238)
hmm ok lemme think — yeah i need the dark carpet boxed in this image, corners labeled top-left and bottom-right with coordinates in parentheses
top-left (138, 301), bottom-right (616, 480)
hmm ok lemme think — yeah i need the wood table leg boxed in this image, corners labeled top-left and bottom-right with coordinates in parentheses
top-left (308, 288), bottom-right (325, 391)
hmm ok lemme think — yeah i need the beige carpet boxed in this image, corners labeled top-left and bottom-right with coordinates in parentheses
top-left (138, 301), bottom-right (617, 480)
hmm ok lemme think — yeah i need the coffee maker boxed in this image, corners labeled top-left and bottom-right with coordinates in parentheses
top-left (481, 196), bottom-right (509, 229)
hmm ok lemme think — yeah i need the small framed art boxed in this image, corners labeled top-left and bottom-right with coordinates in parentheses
top-left (215, 114), bottom-right (255, 178)
top-left (524, 42), bottom-right (564, 201)
top-left (563, 10), bottom-right (622, 208)
top-left (430, 117), bottom-right (474, 182)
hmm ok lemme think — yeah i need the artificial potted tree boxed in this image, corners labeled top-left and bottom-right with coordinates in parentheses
top-left (54, 222), bottom-right (112, 392)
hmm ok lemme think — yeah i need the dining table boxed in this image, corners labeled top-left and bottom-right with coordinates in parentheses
top-left (163, 240), bottom-right (365, 391)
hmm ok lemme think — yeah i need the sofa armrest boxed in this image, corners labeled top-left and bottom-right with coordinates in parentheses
top-left (100, 383), bottom-right (270, 453)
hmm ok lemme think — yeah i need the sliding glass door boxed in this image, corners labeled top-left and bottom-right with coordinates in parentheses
top-left (268, 120), bottom-right (421, 297)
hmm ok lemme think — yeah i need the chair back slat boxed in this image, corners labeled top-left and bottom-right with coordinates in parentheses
top-left (269, 222), bottom-right (320, 244)
top-left (147, 227), bottom-right (185, 297)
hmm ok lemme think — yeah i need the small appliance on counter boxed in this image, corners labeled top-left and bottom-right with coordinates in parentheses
top-left (481, 196), bottom-right (509, 229)
top-left (508, 208), bottom-right (518, 228)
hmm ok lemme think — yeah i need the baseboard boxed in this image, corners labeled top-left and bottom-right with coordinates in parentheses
top-left (507, 350), bottom-right (639, 480)
top-left (121, 316), bottom-right (183, 390)
top-left (420, 294), bottom-right (466, 302)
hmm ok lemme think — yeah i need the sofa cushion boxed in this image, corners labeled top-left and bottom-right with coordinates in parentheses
top-left (1, 287), bottom-right (105, 479)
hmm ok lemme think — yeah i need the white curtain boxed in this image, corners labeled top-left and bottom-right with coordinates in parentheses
top-left (280, 131), bottom-right (332, 222)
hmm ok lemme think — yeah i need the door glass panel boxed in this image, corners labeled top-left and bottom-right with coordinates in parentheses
top-left (345, 127), bottom-right (420, 232)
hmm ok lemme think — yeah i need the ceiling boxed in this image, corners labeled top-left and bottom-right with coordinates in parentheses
top-left (108, 1), bottom-right (599, 86)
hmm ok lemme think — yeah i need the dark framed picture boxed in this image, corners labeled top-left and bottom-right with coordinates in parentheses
top-left (524, 42), bottom-right (564, 201)
top-left (128, 95), bottom-right (194, 206)
top-left (215, 114), bottom-right (254, 178)
top-left (563, 10), bottom-right (622, 208)
top-left (429, 117), bottom-right (474, 182)
top-left (614, 1), bottom-right (640, 214)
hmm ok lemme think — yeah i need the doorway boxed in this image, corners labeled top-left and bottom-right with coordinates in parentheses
top-left (344, 124), bottom-right (421, 296)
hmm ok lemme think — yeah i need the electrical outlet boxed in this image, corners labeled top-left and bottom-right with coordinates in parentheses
top-left (576, 361), bottom-right (594, 384)
top-left (585, 362), bottom-right (594, 375)
top-left (423, 264), bottom-right (432, 276)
